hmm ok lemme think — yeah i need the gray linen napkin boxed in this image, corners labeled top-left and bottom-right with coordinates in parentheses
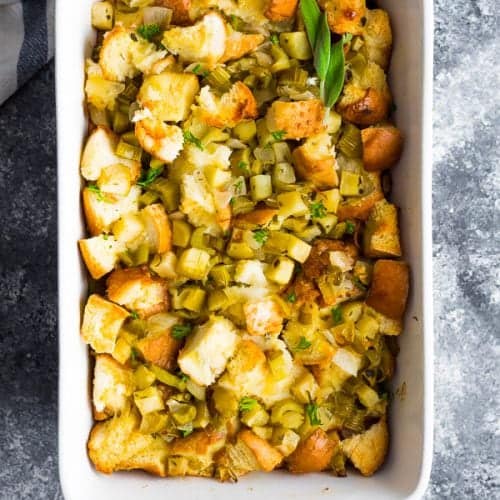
top-left (0, 0), bottom-right (54, 105)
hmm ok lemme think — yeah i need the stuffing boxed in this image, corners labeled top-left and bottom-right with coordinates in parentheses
top-left (364, 305), bottom-right (403, 336)
top-left (337, 171), bottom-right (384, 221)
top-left (238, 430), bottom-right (283, 471)
top-left (221, 31), bottom-right (265, 63)
top-left (292, 133), bottom-right (338, 188)
top-left (342, 418), bottom-right (389, 476)
top-left (78, 234), bottom-right (125, 280)
top-left (234, 260), bottom-right (268, 286)
top-left (88, 411), bottom-right (169, 475)
top-left (168, 429), bottom-right (226, 477)
top-left (323, 0), bottom-right (366, 35)
top-left (243, 298), bottom-right (284, 336)
top-left (93, 354), bottom-right (134, 419)
top-left (265, 0), bottom-right (298, 21)
top-left (363, 199), bottom-right (402, 258)
top-left (140, 203), bottom-right (172, 254)
top-left (137, 73), bottom-right (200, 122)
top-left (185, 142), bottom-right (232, 171)
top-left (135, 313), bottom-right (182, 370)
top-left (177, 316), bottom-right (239, 386)
top-left (311, 363), bottom-right (352, 398)
top-left (111, 212), bottom-right (145, 248)
top-left (198, 83), bottom-right (258, 129)
top-left (366, 259), bottom-right (409, 320)
top-left (97, 164), bottom-right (133, 197)
top-left (135, 117), bottom-right (184, 163)
top-left (80, 126), bottom-right (140, 182)
top-left (331, 346), bottom-right (363, 376)
top-left (83, 185), bottom-right (141, 236)
top-left (99, 26), bottom-right (166, 82)
top-left (179, 171), bottom-right (219, 232)
top-left (361, 124), bottom-right (403, 171)
top-left (303, 240), bottom-right (358, 280)
top-left (266, 100), bottom-right (325, 140)
top-left (155, 0), bottom-right (192, 24)
top-left (287, 428), bottom-right (337, 473)
top-left (215, 434), bottom-right (260, 481)
top-left (363, 9), bottom-right (392, 70)
top-left (81, 294), bottom-right (130, 354)
top-left (336, 61), bottom-right (391, 126)
top-left (234, 208), bottom-right (278, 229)
top-left (162, 12), bottom-right (227, 66)
top-left (85, 60), bottom-right (125, 110)
top-left (213, 188), bottom-right (233, 233)
top-left (106, 267), bottom-right (170, 318)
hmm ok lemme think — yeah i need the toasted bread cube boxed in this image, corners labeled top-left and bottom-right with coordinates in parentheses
top-left (162, 12), bottom-right (226, 66)
top-left (140, 204), bottom-right (172, 254)
top-left (135, 118), bottom-right (184, 163)
top-left (93, 354), bottom-right (134, 419)
top-left (177, 247), bottom-right (212, 280)
top-left (79, 234), bottom-right (125, 279)
top-left (361, 125), bottom-right (403, 171)
top-left (234, 260), bottom-right (268, 286)
top-left (366, 259), bottom-right (409, 320)
top-left (234, 208), bottom-right (278, 229)
top-left (363, 199), bottom-right (402, 257)
top-left (91, 1), bottom-right (114, 31)
top-left (155, 0), bottom-right (192, 25)
top-left (332, 347), bottom-right (363, 376)
top-left (238, 430), bottom-right (283, 471)
top-left (265, 0), bottom-right (298, 21)
top-left (83, 185), bottom-right (141, 236)
top-left (337, 61), bottom-right (391, 126)
top-left (198, 82), bottom-right (258, 129)
top-left (342, 418), bottom-right (389, 476)
top-left (292, 133), bottom-right (338, 188)
top-left (112, 212), bottom-right (145, 247)
top-left (266, 256), bottom-right (295, 285)
top-left (337, 171), bottom-right (384, 221)
top-left (81, 126), bottom-right (140, 181)
top-left (81, 294), bottom-right (130, 353)
top-left (137, 73), bottom-right (200, 123)
top-left (168, 429), bottom-right (226, 477)
top-left (243, 298), bottom-right (284, 336)
top-left (85, 59), bottom-right (125, 111)
top-left (363, 9), bottom-right (392, 70)
top-left (178, 316), bottom-right (239, 386)
top-left (88, 411), bottom-right (169, 475)
top-left (287, 428), bottom-right (337, 473)
top-left (266, 100), bottom-right (325, 140)
top-left (107, 267), bottom-right (169, 318)
top-left (221, 31), bottom-right (265, 62)
top-left (324, 0), bottom-right (366, 35)
top-left (97, 164), bottom-right (133, 196)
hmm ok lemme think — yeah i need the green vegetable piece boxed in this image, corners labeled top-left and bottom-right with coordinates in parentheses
top-left (310, 200), bottom-right (327, 219)
top-left (314, 13), bottom-right (331, 80)
top-left (137, 23), bottom-right (161, 41)
top-left (239, 397), bottom-right (258, 412)
top-left (252, 228), bottom-right (269, 245)
top-left (171, 324), bottom-right (193, 340)
top-left (324, 34), bottom-right (350, 108)
top-left (294, 336), bottom-right (312, 351)
top-left (299, 0), bottom-right (321, 49)
top-left (305, 402), bottom-right (322, 425)
top-left (183, 130), bottom-right (203, 150)
top-left (331, 306), bottom-right (343, 325)
top-left (137, 166), bottom-right (164, 188)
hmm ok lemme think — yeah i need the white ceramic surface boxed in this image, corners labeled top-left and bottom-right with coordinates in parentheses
top-left (57, 1), bottom-right (434, 498)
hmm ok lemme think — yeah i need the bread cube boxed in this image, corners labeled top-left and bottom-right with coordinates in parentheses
top-left (363, 199), bottom-right (402, 257)
top-left (79, 234), bottom-right (125, 279)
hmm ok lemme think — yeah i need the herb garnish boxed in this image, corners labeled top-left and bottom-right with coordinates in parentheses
top-left (270, 33), bottom-right (279, 45)
top-left (287, 291), bottom-right (297, 303)
top-left (331, 306), bottom-right (342, 325)
top-left (310, 200), bottom-right (327, 219)
top-left (137, 23), bottom-right (161, 42)
top-left (239, 397), bottom-right (258, 412)
top-left (87, 183), bottom-right (105, 201)
top-left (345, 220), bottom-right (355, 235)
top-left (130, 310), bottom-right (139, 320)
top-left (295, 336), bottom-right (312, 350)
top-left (183, 130), bottom-right (204, 150)
top-left (271, 130), bottom-right (286, 141)
top-left (305, 402), bottom-right (322, 425)
top-left (252, 228), bottom-right (269, 245)
top-left (137, 166), bottom-right (163, 188)
top-left (172, 324), bottom-right (193, 340)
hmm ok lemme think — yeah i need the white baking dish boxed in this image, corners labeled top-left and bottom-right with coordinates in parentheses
top-left (57, 1), bottom-right (434, 498)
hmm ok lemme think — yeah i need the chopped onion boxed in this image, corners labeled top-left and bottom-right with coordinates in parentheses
top-left (143, 6), bottom-right (172, 28)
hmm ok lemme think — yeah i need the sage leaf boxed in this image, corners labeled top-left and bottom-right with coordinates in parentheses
top-left (324, 34), bottom-right (347, 107)
top-left (314, 13), bottom-right (331, 80)
top-left (299, 0), bottom-right (321, 49)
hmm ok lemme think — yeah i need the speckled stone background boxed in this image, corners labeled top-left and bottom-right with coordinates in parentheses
top-left (0, 1), bottom-right (498, 499)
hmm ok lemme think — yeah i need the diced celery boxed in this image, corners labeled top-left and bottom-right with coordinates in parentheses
top-left (317, 214), bottom-right (338, 233)
top-left (205, 165), bottom-right (232, 188)
top-left (112, 337), bottom-right (132, 364)
top-left (277, 191), bottom-right (309, 218)
top-left (267, 350), bottom-right (288, 380)
top-left (167, 400), bottom-right (197, 425)
top-left (272, 141), bottom-right (292, 163)
top-left (356, 384), bottom-right (380, 408)
top-left (266, 256), bottom-right (295, 285)
top-left (339, 171), bottom-right (362, 196)
top-left (202, 127), bottom-right (230, 145)
top-left (149, 178), bottom-right (179, 212)
top-left (250, 174), bottom-right (272, 202)
top-left (272, 428), bottom-right (300, 457)
top-left (230, 196), bottom-right (255, 216)
top-left (133, 242), bottom-right (150, 265)
top-left (150, 252), bottom-right (177, 279)
top-left (134, 365), bottom-right (156, 390)
top-left (271, 45), bottom-right (291, 72)
top-left (91, 1), bottom-right (114, 31)
top-left (233, 120), bottom-right (257, 142)
top-left (133, 386), bottom-right (165, 415)
top-left (241, 405), bottom-right (270, 427)
top-left (177, 247), bottom-right (211, 280)
top-left (230, 148), bottom-right (252, 177)
top-left (149, 364), bottom-right (186, 391)
top-left (291, 371), bottom-right (318, 404)
top-left (179, 287), bottom-right (206, 312)
top-left (325, 110), bottom-right (342, 134)
top-left (286, 235), bottom-right (312, 263)
top-left (270, 399), bottom-right (304, 429)
top-left (112, 110), bottom-right (130, 134)
top-left (172, 219), bottom-right (192, 248)
top-left (341, 301), bottom-right (363, 323)
top-left (356, 314), bottom-right (380, 339)
top-left (139, 411), bottom-right (168, 434)
top-left (317, 189), bottom-right (341, 213)
top-left (139, 190), bottom-right (159, 206)
top-left (193, 401), bottom-right (210, 428)
top-left (209, 264), bottom-right (234, 287)
top-left (272, 162), bottom-right (296, 190)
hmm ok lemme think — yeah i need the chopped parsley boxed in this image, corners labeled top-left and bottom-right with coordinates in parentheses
top-left (294, 336), bottom-right (312, 351)
top-left (252, 228), bottom-right (269, 245)
top-left (183, 130), bottom-right (203, 150)
top-left (353, 277), bottom-right (368, 291)
top-left (181, 426), bottom-right (193, 437)
top-left (270, 33), bottom-right (279, 45)
top-left (345, 220), bottom-right (355, 234)
top-left (137, 23), bottom-right (161, 41)
top-left (305, 402), bottom-right (322, 426)
top-left (310, 200), bottom-right (327, 219)
top-left (271, 130), bottom-right (286, 141)
top-left (191, 64), bottom-right (209, 77)
top-left (239, 397), bottom-right (258, 412)
top-left (331, 306), bottom-right (342, 325)
top-left (171, 324), bottom-right (193, 340)
top-left (179, 372), bottom-right (189, 383)
top-left (287, 291), bottom-right (297, 303)
top-left (137, 166), bottom-right (163, 188)
top-left (237, 161), bottom-right (249, 173)
top-left (87, 183), bottom-right (105, 201)
top-left (234, 179), bottom-right (244, 194)
top-left (130, 347), bottom-right (140, 361)
top-left (129, 310), bottom-right (139, 320)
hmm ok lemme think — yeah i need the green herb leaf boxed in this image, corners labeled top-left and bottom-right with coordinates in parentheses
top-left (137, 23), bottom-right (161, 41)
top-left (253, 228), bottom-right (269, 245)
top-left (130, 347), bottom-right (140, 361)
top-left (239, 397), bottom-right (258, 412)
top-left (353, 277), bottom-right (368, 291)
top-left (181, 425), bottom-right (193, 437)
top-left (295, 336), bottom-right (312, 351)
top-left (192, 64), bottom-right (201, 74)
top-left (345, 220), bottom-right (355, 234)
top-left (137, 166), bottom-right (164, 188)
top-left (331, 306), bottom-right (342, 325)
top-left (183, 130), bottom-right (204, 150)
top-left (324, 33), bottom-right (350, 108)
top-left (310, 200), bottom-right (327, 219)
top-left (314, 13), bottom-right (331, 81)
top-left (287, 291), bottom-right (297, 303)
top-left (270, 33), bottom-right (279, 45)
top-left (171, 324), bottom-right (193, 340)
top-left (300, 0), bottom-right (321, 49)
top-left (305, 402), bottom-right (322, 425)
top-left (130, 310), bottom-right (140, 320)
top-left (179, 372), bottom-right (189, 382)
top-left (237, 161), bottom-right (249, 173)
top-left (87, 183), bottom-right (105, 201)
top-left (271, 130), bottom-right (286, 141)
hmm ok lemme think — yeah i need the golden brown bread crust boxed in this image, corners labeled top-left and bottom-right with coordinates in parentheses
top-left (287, 428), bottom-right (337, 473)
top-left (221, 32), bottom-right (265, 63)
top-left (303, 239), bottom-right (359, 280)
top-left (366, 259), bottom-right (409, 320)
top-left (337, 87), bottom-right (391, 126)
top-left (265, 0), bottom-right (299, 21)
top-left (234, 208), bottom-right (278, 229)
top-left (238, 430), bottom-right (283, 471)
top-left (141, 203), bottom-right (172, 254)
top-left (136, 329), bottom-right (181, 371)
top-left (363, 8), bottom-right (392, 70)
top-left (155, 0), bottom-right (192, 24)
top-left (362, 125), bottom-right (403, 171)
top-left (363, 199), bottom-right (402, 258)
top-left (324, 0), bottom-right (367, 35)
